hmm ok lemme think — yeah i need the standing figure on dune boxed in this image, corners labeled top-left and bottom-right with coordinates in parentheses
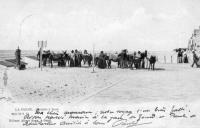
top-left (15, 46), bottom-right (21, 69)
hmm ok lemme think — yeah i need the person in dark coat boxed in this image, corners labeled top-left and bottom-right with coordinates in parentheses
top-left (15, 46), bottom-right (21, 69)
top-left (191, 50), bottom-right (199, 67)
top-left (70, 50), bottom-right (75, 67)
top-left (98, 51), bottom-right (107, 69)
top-left (177, 49), bottom-right (183, 63)
top-left (183, 50), bottom-right (188, 63)
top-left (49, 51), bottom-right (53, 68)
top-left (37, 48), bottom-right (42, 68)
top-left (137, 51), bottom-right (141, 68)
top-left (123, 49), bottom-right (128, 68)
top-left (119, 49), bottom-right (128, 68)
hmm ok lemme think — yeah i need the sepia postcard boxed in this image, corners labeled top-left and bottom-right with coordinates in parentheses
top-left (0, 0), bottom-right (200, 128)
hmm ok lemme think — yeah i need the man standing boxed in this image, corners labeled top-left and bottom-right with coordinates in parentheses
top-left (98, 51), bottom-right (107, 69)
top-left (70, 50), bottom-right (75, 67)
top-left (37, 48), bottom-right (42, 68)
top-left (15, 46), bottom-right (21, 69)
top-left (177, 49), bottom-right (183, 63)
top-left (191, 50), bottom-right (199, 67)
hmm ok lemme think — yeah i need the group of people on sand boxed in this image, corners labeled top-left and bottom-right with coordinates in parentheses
top-left (37, 49), bottom-right (93, 68)
top-left (176, 49), bottom-right (200, 68)
top-left (117, 49), bottom-right (156, 70)
top-left (95, 49), bottom-right (157, 70)
top-left (13, 46), bottom-right (200, 70)
top-left (36, 49), bottom-right (157, 70)
top-left (177, 49), bottom-right (188, 63)
top-left (68, 49), bottom-right (93, 67)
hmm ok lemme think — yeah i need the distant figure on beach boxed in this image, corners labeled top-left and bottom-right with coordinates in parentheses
top-left (98, 51), bottom-right (107, 69)
top-left (119, 49), bottom-right (128, 68)
top-left (15, 46), bottom-right (21, 69)
top-left (70, 50), bottom-right (75, 67)
top-left (183, 50), bottom-right (188, 63)
top-left (74, 49), bottom-right (82, 67)
top-left (191, 50), bottom-right (199, 68)
top-left (148, 55), bottom-right (156, 70)
top-left (37, 48), bottom-right (42, 68)
top-left (177, 49), bottom-right (183, 63)
top-left (49, 51), bottom-right (53, 68)
top-left (140, 50), bottom-right (148, 69)
top-left (137, 51), bottom-right (141, 68)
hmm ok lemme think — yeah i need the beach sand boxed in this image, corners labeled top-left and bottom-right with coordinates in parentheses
top-left (0, 57), bottom-right (200, 128)
top-left (0, 57), bottom-right (199, 105)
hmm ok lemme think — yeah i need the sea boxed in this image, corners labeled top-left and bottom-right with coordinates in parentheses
top-left (0, 50), bottom-right (37, 61)
top-left (0, 50), bottom-right (184, 64)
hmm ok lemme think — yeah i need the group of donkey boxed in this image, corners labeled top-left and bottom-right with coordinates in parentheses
top-left (95, 50), bottom-right (157, 70)
top-left (37, 50), bottom-right (93, 68)
top-left (37, 50), bottom-right (157, 70)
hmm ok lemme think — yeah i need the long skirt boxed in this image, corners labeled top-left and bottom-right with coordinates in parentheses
top-left (98, 58), bottom-right (107, 69)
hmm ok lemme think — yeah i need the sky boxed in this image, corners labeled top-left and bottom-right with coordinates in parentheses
top-left (0, 0), bottom-right (200, 51)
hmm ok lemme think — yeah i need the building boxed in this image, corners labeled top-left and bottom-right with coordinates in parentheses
top-left (188, 27), bottom-right (200, 51)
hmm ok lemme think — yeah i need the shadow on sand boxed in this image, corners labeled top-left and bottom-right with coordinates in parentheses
top-left (150, 68), bottom-right (165, 71)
